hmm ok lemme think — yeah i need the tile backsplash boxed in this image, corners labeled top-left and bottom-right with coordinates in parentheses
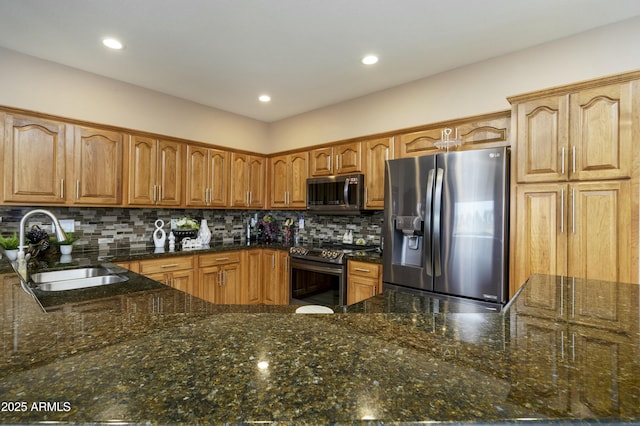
top-left (0, 206), bottom-right (383, 249)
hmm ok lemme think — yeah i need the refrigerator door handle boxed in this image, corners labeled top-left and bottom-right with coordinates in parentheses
top-left (425, 169), bottom-right (435, 275)
top-left (433, 168), bottom-right (444, 277)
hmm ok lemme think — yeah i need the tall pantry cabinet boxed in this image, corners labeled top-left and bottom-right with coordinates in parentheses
top-left (509, 74), bottom-right (639, 296)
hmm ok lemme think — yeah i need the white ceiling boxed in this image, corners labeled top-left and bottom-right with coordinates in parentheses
top-left (1, 0), bottom-right (639, 122)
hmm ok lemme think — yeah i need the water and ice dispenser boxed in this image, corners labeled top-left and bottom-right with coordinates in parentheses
top-left (394, 216), bottom-right (423, 267)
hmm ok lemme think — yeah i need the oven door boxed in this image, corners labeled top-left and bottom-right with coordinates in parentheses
top-left (290, 258), bottom-right (346, 306)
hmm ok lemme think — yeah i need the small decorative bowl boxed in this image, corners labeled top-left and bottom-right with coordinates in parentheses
top-left (172, 229), bottom-right (198, 244)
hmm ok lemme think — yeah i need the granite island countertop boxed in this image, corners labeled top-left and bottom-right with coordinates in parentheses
top-left (0, 246), bottom-right (638, 423)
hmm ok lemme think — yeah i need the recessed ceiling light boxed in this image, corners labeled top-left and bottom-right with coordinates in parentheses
top-left (258, 94), bottom-right (271, 103)
top-left (362, 55), bottom-right (379, 65)
top-left (102, 38), bottom-right (123, 50)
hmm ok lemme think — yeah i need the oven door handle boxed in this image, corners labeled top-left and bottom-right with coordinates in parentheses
top-left (291, 261), bottom-right (343, 276)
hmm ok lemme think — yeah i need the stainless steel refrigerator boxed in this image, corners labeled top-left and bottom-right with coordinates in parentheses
top-left (382, 147), bottom-right (510, 308)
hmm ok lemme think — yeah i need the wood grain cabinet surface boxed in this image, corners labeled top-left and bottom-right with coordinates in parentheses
top-left (309, 142), bottom-right (362, 177)
top-left (229, 153), bottom-right (266, 208)
top-left (125, 135), bottom-right (183, 206)
top-left (269, 152), bottom-right (308, 209)
top-left (509, 77), bottom-right (639, 295)
top-left (2, 113), bottom-right (67, 204)
top-left (347, 260), bottom-right (382, 305)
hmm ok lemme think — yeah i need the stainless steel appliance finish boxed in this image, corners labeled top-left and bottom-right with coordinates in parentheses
top-left (290, 243), bottom-right (378, 306)
top-left (306, 174), bottom-right (366, 214)
top-left (383, 147), bottom-right (510, 307)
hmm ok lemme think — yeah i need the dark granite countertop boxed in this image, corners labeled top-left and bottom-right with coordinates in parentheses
top-left (0, 243), bottom-right (637, 423)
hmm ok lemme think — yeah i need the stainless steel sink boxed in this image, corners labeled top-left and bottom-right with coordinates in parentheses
top-left (31, 267), bottom-right (129, 292)
top-left (31, 267), bottom-right (114, 284)
top-left (36, 274), bottom-right (129, 292)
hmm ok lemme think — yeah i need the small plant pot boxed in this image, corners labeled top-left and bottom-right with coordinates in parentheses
top-left (59, 245), bottom-right (73, 255)
top-left (3, 249), bottom-right (17, 261)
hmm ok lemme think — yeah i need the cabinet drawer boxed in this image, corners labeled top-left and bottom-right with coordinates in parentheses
top-left (198, 251), bottom-right (241, 267)
top-left (348, 261), bottom-right (380, 279)
top-left (139, 256), bottom-right (194, 275)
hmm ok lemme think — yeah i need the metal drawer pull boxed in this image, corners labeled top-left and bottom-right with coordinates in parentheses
top-left (162, 263), bottom-right (179, 268)
top-left (354, 267), bottom-right (371, 273)
top-left (216, 257), bottom-right (229, 261)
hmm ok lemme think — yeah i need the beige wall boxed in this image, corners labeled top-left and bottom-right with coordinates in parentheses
top-left (269, 15), bottom-right (640, 152)
top-left (1, 16), bottom-right (640, 154)
top-left (0, 47), bottom-right (269, 152)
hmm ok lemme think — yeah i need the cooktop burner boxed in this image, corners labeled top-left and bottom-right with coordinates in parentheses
top-left (289, 242), bottom-right (379, 264)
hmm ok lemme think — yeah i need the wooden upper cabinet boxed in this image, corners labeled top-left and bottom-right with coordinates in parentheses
top-left (185, 145), bottom-right (228, 207)
top-left (230, 153), bottom-right (265, 208)
top-left (309, 142), bottom-right (362, 177)
top-left (513, 81), bottom-right (633, 183)
top-left (395, 128), bottom-right (442, 158)
top-left (269, 152), bottom-right (308, 209)
top-left (363, 137), bottom-right (393, 209)
top-left (126, 135), bottom-right (182, 206)
top-left (2, 113), bottom-right (67, 203)
top-left (73, 125), bottom-right (123, 205)
top-left (569, 82), bottom-right (632, 181)
top-left (515, 95), bottom-right (569, 183)
top-left (395, 113), bottom-right (510, 158)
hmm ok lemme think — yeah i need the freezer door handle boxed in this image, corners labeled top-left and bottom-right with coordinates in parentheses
top-left (433, 168), bottom-right (444, 277)
top-left (425, 169), bottom-right (435, 275)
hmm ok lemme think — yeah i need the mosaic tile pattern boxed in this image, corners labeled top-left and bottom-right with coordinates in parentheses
top-left (0, 206), bottom-right (383, 249)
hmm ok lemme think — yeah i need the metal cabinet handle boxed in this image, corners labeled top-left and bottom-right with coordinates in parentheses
top-left (572, 146), bottom-right (576, 174)
top-left (571, 187), bottom-right (575, 234)
top-left (162, 263), bottom-right (179, 268)
top-left (560, 188), bottom-right (564, 233)
top-left (561, 147), bottom-right (565, 175)
top-left (354, 267), bottom-right (370, 273)
top-left (76, 180), bottom-right (80, 200)
top-left (60, 179), bottom-right (65, 198)
top-left (216, 257), bottom-right (229, 261)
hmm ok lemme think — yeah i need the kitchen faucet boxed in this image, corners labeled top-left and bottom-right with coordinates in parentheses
top-left (17, 209), bottom-right (68, 262)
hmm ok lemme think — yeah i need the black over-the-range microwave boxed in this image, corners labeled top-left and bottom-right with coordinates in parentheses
top-left (306, 174), bottom-right (366, 214)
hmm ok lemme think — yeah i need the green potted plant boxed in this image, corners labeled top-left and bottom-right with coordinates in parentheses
top-left (0, 232), bottom-right (20, 260)
top-left (56, 232), bottom-right (77, 255)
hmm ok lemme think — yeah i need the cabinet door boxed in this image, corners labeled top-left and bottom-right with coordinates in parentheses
top-left (243, 249), bottom-right (262, 304)
top-left (126, 135), bottom-right (156, 206)
top-left (185, 145), bottom-right (209, 207)
top-left (395, 128), bottom-right (442, 158)
top-left (156, 139), bottom-right (182, 206)
top-left (515, 95), bottom-right (569, 183)
top-left (569, 82), bottom-right (632, 181)
top-left (288, 152), bottom-right (308, 208)
top-left (513, 184), bottom-right (568, 293)
top-left (73, 125), bottom-right (123, 205)
top-left (3, 114), bottom-right (66, 203)
top-left (269, 155), bottom-right (289, 208)
top-left (347, 276), bottom-right (378, 305)
top-left (199, 265), bottom-right (220, 303)
top-left (229, 152), bottom-right (249, 206)
top-left (262, 250), bottom-right (279, 304)
top-left (247, 155), bottom-right (265, 208)
top-left (171, 269), bottom-right (195, 295)
top-left (335, 142), bottom-right (361, 174)
top-left (568, 181), bottom-right (631, 283)
top-left (208, 148), bottom-right (228, 207)
top-left (219, 263), bottom-right (241, 304)
top-left (364, 137), bottom-right (392, 209)
top-left (309, 147), bottom-right (333, 176)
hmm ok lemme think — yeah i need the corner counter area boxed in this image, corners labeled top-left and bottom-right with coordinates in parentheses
top-left (1, 247), bottom-right (638, 425)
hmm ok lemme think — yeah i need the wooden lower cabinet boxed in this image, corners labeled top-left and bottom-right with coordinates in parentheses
top-left (512, 180), bottom-right (632, 295)
top-left (347, 260), bottom-right (382, 305)
top-left (135, 256), bottom-right (195, 295)
top-left (242, 248), bottom-right (290, 305)
top-left (262, 249), bottom-right (290, 305)
top-left (198, 251), bottom-right (242, 304)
